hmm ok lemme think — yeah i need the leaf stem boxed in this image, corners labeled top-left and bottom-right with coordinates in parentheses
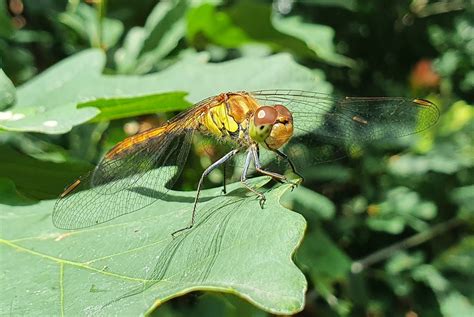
top-left (351, 217), bottom-right (463, 273)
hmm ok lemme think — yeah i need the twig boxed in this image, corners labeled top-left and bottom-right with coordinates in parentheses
top-left (351, 217), bottom-right (464, 273)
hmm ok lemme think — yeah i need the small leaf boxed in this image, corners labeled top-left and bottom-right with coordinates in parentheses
top-left (281, 185), bottom-right (336, 220)
top-left (58, 3), bottom-right (124, 49)
top-left (272, 16), bottom-right (354, 67)
top-left (438, 292), bottom-right (474, 317)
top-left (0, 1), bottom-right (14, 38)
top-left (434, 236), bottom-right (474, 276)
top-left (0, 69), bottom-right (15, 110)
top-left (80, 91), bottom-right (191, 122)
top-left (412, 263), bottom-right (474, 317)
top-left (187, 1), bottom-right (353, 66)
top-left (386, 251), bottom-right (424, 274)
top-left (366, 187), bottom-right (437, 234)
top-left (115, 0), bottom-right (188, 74)
top-left (297, 227), bottom-right (351, 297)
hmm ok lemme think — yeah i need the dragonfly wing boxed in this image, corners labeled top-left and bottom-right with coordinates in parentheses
top-left (53, 127), bottom-right (194, 229)
top-left (252, 89), bottom-right (439, 165)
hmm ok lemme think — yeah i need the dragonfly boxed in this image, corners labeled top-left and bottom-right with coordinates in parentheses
top-left (53, 90), bottom-right (439, 234)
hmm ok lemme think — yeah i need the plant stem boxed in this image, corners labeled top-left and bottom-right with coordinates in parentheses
top-left (351, 217), bottom-right (463, 273)
top-left (95, 0), bottom-right (107, 49)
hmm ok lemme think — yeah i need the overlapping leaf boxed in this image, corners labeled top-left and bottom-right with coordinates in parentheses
top-left (0, 49), bottom-right (329, 134)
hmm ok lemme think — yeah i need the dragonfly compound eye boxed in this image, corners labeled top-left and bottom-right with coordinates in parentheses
top-left (265, 104), bottom-right (294, 150)
top-left (254, 106), bottom-right (278, 126)
top-left (250, 106), bottom-right (278, 143)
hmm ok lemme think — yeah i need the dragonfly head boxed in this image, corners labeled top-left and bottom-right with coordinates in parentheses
top-left (250, 104), bottom-right (293, 150)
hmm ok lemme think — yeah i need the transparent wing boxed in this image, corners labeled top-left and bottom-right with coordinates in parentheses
top-left (53, 125), bottom-right (194, 230)
top-left (251, 89), bottom-right (440, 166)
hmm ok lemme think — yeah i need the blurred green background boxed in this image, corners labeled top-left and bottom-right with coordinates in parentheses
top-left (1, 0), bottom-right (473, 316)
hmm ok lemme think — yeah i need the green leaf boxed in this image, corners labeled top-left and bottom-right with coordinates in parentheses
top-left (187, 1), bottom-right (353, 66)
top-left (451, 186), bottom-right (474, 217)
top-left (0, 178), bottom-right (35, 205)
top-left (385, 251), bottom-right (424, 275)
top-left (115, 0), bottom-right (188, 74)
top-left (0, 39), bottom-right (36, 84)
top-left (58, 3), bottom-right (124, 50)
top-left (0, 69), bottom-right (15, 110)
top-left (297, 227), bottom-right (351, 299)
top-left (281, 185), bottom-right (336, 220)
top-left (0, 0), bottom-right (14, 38)
top-left (366, 187), bottom-right (437, 234)
top-left (1, 49), bottom-right (329, 134)
top-left (186, 3), bottom-right (251, 48)
top-left (435, 236), bottom-right (474, 276)
top-left (0, 175), bottom-right (307, 315)
top-left (438, 292), bottom-right (474, 317)
top-left (0, 145), bottom-right (91, 199)
top-left (303, 0), bottom-right (356, 11)
top-left (412, 264), bottom-right (474, 317)
top-left (155, 293), bottom-right (267, 317)
top-left (80, 91), bottom-right (191, 122)
top-left (272, 16), bottom-right (355, 67)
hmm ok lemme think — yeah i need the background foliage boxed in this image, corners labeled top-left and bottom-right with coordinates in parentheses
top-left (1, 0), bottom-right (473, 316)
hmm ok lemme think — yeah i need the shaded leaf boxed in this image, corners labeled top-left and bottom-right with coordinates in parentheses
top-left (0, 0), bottom-right (14, 38)
top-left (0, 178), bottom-right (34, 205)
top-left (366, 187), bottom-right (437, 234)
top-left (297, 227), bottom-right (351, 298)
top-left (0, 69), bottom-right (15, 110)
top-left (58, 3), bottom-right (124, 50)
top-left (303, 0), bottom-right (356, 11)
top-left (154, 293), bottom-right (267, 317)
top-left (434, 236), bottom-right (474, 276)
top-left (0, 145), bottom-right (91, 199)
top-left (281, 185), bottom-right (336, 220)
top-left (412, 264), bottom-right (474, 317)
top-left (115, 0), bottom-right (188, 74)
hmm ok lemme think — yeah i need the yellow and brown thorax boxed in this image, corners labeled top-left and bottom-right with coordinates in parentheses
top-left (198, 93), bottom-right (259, 141)
top-left (198, 92), bottom-right (294, 150)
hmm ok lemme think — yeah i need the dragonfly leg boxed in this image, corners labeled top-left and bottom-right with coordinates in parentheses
top-left (241, 149), bottom-right (266, 208)
top-left (273, 149), bottom-right (305, 182)
top-left (172, 149), bottom-right (239, 237)
top-left (221, 160), bottom-right (227, 195)
top-left (253, 147), bottom-right (299, 190)
top-left (252, 147), bottom-right (286, 182)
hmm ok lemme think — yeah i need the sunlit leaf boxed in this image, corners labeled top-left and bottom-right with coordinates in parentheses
top-left (0, 175), bottom-right (307, 315)
top-left (1, 49), bottom-right (329, 134)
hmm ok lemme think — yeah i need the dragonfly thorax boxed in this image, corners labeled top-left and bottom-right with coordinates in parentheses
top-left (199, 93), bottom-right (259, 142)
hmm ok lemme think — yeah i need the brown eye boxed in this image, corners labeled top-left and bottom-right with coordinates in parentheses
top-left (254, 106), bottom-right (278, 126)
top-left (274, 104), bottom-right (292, 121)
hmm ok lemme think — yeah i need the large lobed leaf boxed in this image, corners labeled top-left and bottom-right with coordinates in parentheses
top-left (0, 49), bottom-right (330, 134)
top-left (0, 175), bottom-right (307, 315)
